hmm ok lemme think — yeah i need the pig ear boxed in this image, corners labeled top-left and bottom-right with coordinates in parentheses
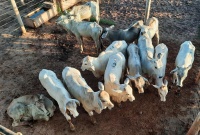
top-left (86, 56), bottom-right (89, 61)
top-left (98, 97), bottom-right (104, 110)
top-left (143, 77), bottom-right (149, 84)
top-left (134, 74), bottom-right (141, 79)
top-left (101, 31), bottom-right (108, 39)
top-left (164, 79), bottom-right (168, 86)
top-left (105, 25), bottom-right (115, 31)
top-left (98, 82), bottom-right (104, 91)
top-left (98, 91), bottom-right (104, 109)
top-left (132, 20), bottom-right (143, 27)
top-left (109, 25), bottom-right (115, 29)
top-left (127, 75), bottom-right (136, 81)
top-left (63, 10), bottom-right (69, 15)
top-left (138, 20), bottom-right (144, 26)
top-left (152, 85), bottom-right (160, 89)
top-left (170, 68), bottom-right (178, 74)
top-left (142, 77), bottom-right (148, 82)
top-left (124, 78), bottom-right (130, 85)
top-left (74, 99), bottom-right (80, 106)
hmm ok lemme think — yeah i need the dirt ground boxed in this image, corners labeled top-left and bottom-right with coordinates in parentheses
top-left (0, 0), bottom-right (200, 135)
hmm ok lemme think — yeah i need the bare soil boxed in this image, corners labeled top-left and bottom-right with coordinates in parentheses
top-left (0, 0), bottom-right (200, 135)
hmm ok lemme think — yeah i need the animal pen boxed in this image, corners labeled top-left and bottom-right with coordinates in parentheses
top-left (0, 0), bottom-right (200, 135)
top-left (1, 0), bottom-right (152, 35)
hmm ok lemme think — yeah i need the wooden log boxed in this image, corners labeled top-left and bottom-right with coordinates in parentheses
top-left (187, 112), bottom-right (200, 135)
top-left (0, 125), bottom-right (22, 135)
top-left (10, 0), bottom-right (26, 35)
top-left (144, 0), bottom-right (151, 25)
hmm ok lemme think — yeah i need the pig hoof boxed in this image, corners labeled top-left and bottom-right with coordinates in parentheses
top-left (175, 91), bottom-right (181, 96)
top-left (91, 118), bottom-right (97, 125)
top-left (29, 124), bottom-right (34, 128)
top-left (92, 120), bottom-right (97, 125)
top-left (168, 86), bottom-right (172, 90)
top-left (70, 126), bottom-right (75, 131)
top-left (16, 132), bottom-right (23, 135)
top-left (117, 103), bottom-right (122, 108)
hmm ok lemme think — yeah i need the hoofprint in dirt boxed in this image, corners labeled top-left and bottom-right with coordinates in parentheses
top-left (0, 0), bottom-right (200, 135)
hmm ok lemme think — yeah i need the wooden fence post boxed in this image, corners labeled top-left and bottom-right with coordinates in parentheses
top-left (10, 0), bottom-right (26, 35)
top-left (187, 112), bottom-right (200, 135)
top-left (144, 0), bottom-right (151, 25)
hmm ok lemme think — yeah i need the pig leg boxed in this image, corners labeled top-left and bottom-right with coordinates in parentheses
top-left (154, 30), bottom-right (159, 46)
top-left (12, 119), bottom-right (32, 127)
top-left (88, 111), bottom-right (97, 124)
top-left (172, 73), bottom-right (177, 84)
top-left (60, 108), bottom-right (75, 131)
top-left (67, 120), bottom-right (75, 131)
top-left (12, 120), bottom-right (20, 127)
top-left (75, 34), bottom-right (83, 53)
top-left (93, 37), bottom-right (101, 54)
